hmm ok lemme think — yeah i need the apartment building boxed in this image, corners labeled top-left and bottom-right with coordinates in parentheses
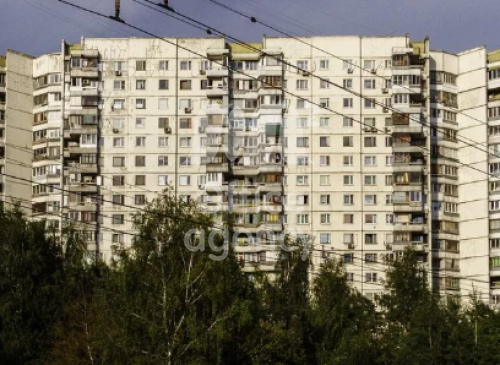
top-left (4, 34), bottom-right (500, 303)
top-left (0, 51), bottom-right (33, 213)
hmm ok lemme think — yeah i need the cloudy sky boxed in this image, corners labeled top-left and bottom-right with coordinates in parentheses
top-left (1, 0), bottom-right (499, 56)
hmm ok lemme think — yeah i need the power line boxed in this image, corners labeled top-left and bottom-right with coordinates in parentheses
top-left (206, 0), bottom-right (494, 138)
top-left (33, 0), bottom-right (499, 292)
top-left (131, 0), bottom-right (495, 181)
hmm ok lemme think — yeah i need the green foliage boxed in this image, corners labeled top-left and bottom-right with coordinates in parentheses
top-left (2, 201), bottom-right (500, 364)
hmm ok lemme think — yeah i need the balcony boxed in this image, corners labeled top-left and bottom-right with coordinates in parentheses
top-left (392, 242), bottom-right (428, 252)
top-left (206, 67), bottom-right (229, 78)
top-left (393, 202), bottom-right (424, 212)
top-left (393, 142), bottom-right (426, 154)
top-left (67, 162), bottom-right (98, 174)
top-left (68, 182), bottom-right (98, 193)
top-left (394, 222), bottom-right (427, 232)
top-left (205, 85), bottom-right (228, 97)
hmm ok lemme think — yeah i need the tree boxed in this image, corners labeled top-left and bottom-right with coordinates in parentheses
top-left (0, 208), bottom-right (64, 365)
top-left (310, 259), bottom-right (380, 365)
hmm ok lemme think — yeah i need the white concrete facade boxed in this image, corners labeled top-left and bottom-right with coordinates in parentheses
top-left (3, 34), bottom-right (500, 304)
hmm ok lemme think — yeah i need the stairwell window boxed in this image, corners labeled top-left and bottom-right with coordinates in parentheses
top-left (136, 80), bottom-right (146, 90)
top-left (343, 98), bottom-right (353, 108)
top-left (296, 80), bottom-right (308, 90)
top-left (364, 98), bottom-right (376, 108)
top-left (343, 116), bottom-right (353, 127)
top-left (343, 136), bottom-right (354, 147)
top-left (343, 79), bottom-right (353, 88)
top-left (320, 233), bottom-right (331, 244)
top-left (320, 195), bottom-right (330, 204)
top-left (320, 136), bottom-right (330, 147)
top-left (319, 60), bottom-right (329, 70)
top-left (158, 60), bottom-right (168, 70)
top-left (159, 80), bottom-right (169, 90)
top-left (135, 156), bottom-right (146, 167)
top-left (321, 214), bottom-right (331, 224)
top-left (320, 79), bottom-right (330, 89)
top-left (320, 117), bottom-right (330, 127)
top-left (158, 156), bottom-right (168, 166)
top-left (364, 79), bottom-right (376, 89)
top-left (180, 61), bottom-right (191, 70)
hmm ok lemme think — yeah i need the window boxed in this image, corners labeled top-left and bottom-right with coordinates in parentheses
top-left (297, 60), bottom-right (308, 70)
top-left (320, 79), bottom-right (330, 89)
top-left (385, 175), bottom-right (393, 185)
top-left (296, 80), bottom-right (308, 90)
top-left (343, 98), bottom-right (353, 108)
top-left (296, 175), bottom-right (309, 186)
top-left (364, 98), bottom-right (375, 108)
top-left (158, 60), bottom-right (168, 70)
top-left (344, 214), bottom-right (354, 224)
top-left (297, 156), bottom-right (309, 166)
top-left (320, 156), bottom-right (330, 166)
top-left (113, 80), bottom-right (125, 90)
top-left (344, 194), bottom-right (354, 205)
top-left (296, 137), bottom-right (309, 147)
top-left (81, 134), bottom-right (97, 145)
top-left (343, 59), bottom-right (353, 70)
top-left (319, 136), bottom-right (330, 148)
top-left (179, 175), bottom-right (191, 186)
top-left (343, 79), bottom-right (353, 88)
top-left (320, 195), bottom-right (330, 204)
top-left (296, 118), bottom-right (308, 128)
top-left (136, 98), bottom-right (146, 109)
top-left (343, 136), bottom-right (353, 147)
top-left (135, 156), bottom-right (146, 167)
top-left (136, 136), bottom-right (146, 147)
top-left (179, 156), bottom-right (191, 166)
top-left (343, 233), bottom-right (354, 244)
top-left (343, 155), bottom-right (353, 166)
top-left (136, 79), bottom-right (146, 90)
top-left (158, 118), bottom-right (169, 128)
top-left (364, 233), bottom-right (377, 244)
top-left (179, 137), bottom-right (191, 147)
top-left (342, 175), bottom-right (353, 185)
top-left (112, 195), bottom-right (124, 205)
top-left (113, 156), bottom-right (125, 167)
top-left (343, 116), bottom-right (353, 127)
top-left (179, 118), bottom-right (192, 129)
top-left (386, 214), bottom-right (394, 224)
top-left (158, 175), bottom-right (169, 186)
top-left (112, 214), bottom-right (125, 225)
top-left (319, 59), bottom-right (329, 70)
top-left (364, 60), bottom-right (375, 70)
top-left (135, 175), bottom-right (146, 185)
top-left (135, 195), bottom-right (146, 205)
top-left (365, 194), bottom-right (377, 205)
top-left (136, 60), bottom-right (146, 71)
top-left (112, 175), bottom-right (125, 186)
top-left (364, 136), bottom-right (377, 147)
top-left (158, 137), bottom-right (168, 147)
top-left (365, 273), bottom-right (377, 283)
top-left (180, 80), bottom-right (191, 90)
top-left (113, 118), bottom-right (125, 129)
top-left (320, 233), bottom-right (331, 244)
top-left (159, 79), bottom-right (169, 90)
top-left (364, 117), bottom-right (376, 127)
top-left (112, 234), bottom-right (124, 244)
top-left (343, 254), bottom-right (354, 264)
top-left (386, 156), bottom-right (393, 166)
top-left (320, 175), bottom-right (330, 185)
top-left (158, 98), bottom-right (169, 109)
top-left (364, 79), bottom-right (376, 89)
top-left (158, 156), bottom-right (168, 166)
top-left (113, 137), bottom-right (125, 148)
top-left (135, 118), bottom-right (145, 128)
top-left (365, 214), bottom-right (377, 224)
top-left (297, 214), bottom-right (309, 224)
top-left (180, 61), bottom-right (191, 70)
top-left (320, 117), bottom-right (329, 127)
top-left (364, 156), bottom-right (377, 166)
top-left (320, 214), bottom-right (331, 224)
top-left (364, 175), bottom-right (376, 186)
top-left (296, 99), bottom-right (305, 109)
top-left (319, 98), bottom-right (329, 108)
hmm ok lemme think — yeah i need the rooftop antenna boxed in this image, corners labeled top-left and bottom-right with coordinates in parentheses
top-left (109, 0), bottom-right (125, 22)
top-left (158, 0), bottom-right (175, 12)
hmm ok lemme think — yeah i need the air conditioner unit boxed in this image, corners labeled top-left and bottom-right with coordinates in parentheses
top-left (112, 128), bottom-right (120, 133)
top-left (364, 127), bottom-right (371, 132)
top-left (370, 68), bottom-right (376, 74)
top-left (185, 107), bottom-right (192, 114)
top-left (382, 88), bottom-right (388, 94)
top-left (347, 68), bottom-right (354, 74)
top-left (383, 108), bottom-right (389, 113)
top-left (301, 70), bottom-right (310, 76)
top-left (371, 127), bottom-right (378, 132)
top-left (385, 127), bottom-right (392, 133)
top-left (164, 126), bottom-right (172, 134)
top-left (200, 69), bottom-right (206, 75)
top-left (385, 244), bottom-right (393, 250)
top-left (245, 126), bottom-right (251, 131)
top-left (348, 243), bottom-right (355, 249)
top-left (198, 184), bottom-right (205, 190)
top-left (198, 126), bottom-right (206, 133)
top-left (115, 71), bottom-right (122, 76)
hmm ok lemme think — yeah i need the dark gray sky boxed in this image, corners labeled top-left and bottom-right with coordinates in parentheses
top-left (1, 0), bottom-right (499, 57)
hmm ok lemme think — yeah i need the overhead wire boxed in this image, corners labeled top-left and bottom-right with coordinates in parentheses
top-left (18, 0), bottom-right (495, 292)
